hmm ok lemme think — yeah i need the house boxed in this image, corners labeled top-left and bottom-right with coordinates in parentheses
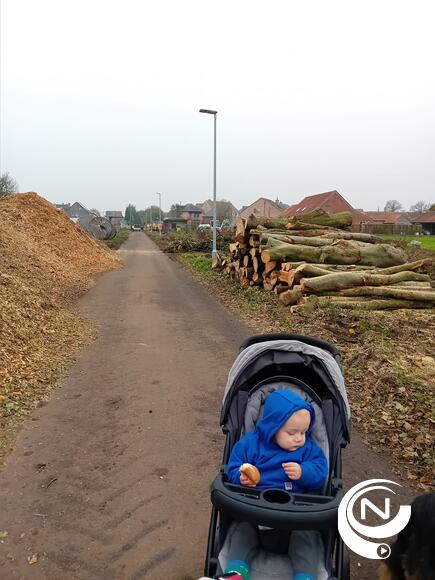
top-left (180, 203), bottom-right (202, 227)
top-left (412, 211), bottom-right (435, 235)
top-left (240, 197), bottom-right (287, 220)
top-left (105, 211), bottom-right (123, 229)
top-left (199, 199), bottom-right (239, 225)
top-left (281, 190), bottom-right (371, 231)
top-left (363, 211), bottom-right (413, 226)
top-left (361, 211), bottom-right (421, 234)
top-left (163, 217), bottom-right (188, 232)
top-left (55, 201), bottom-right (94, 223)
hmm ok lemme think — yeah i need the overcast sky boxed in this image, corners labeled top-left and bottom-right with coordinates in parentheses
top-left (1, 0), bottom-right (434, 214)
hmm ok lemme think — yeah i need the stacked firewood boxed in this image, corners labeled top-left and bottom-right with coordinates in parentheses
top-left (218, 210), bottom-right (435, 311)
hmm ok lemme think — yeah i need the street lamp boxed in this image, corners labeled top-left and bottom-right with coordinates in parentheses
top-left (155, 192), bottom-right (162, 235)
top-left (199, 108), bottom-right (218, 261)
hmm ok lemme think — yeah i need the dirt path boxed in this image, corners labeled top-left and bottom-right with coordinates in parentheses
top-left (0, 233), bottom-right (415, 579)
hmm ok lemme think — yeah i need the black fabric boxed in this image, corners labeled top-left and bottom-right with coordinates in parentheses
top-left (221, 349), bottom-right (351, 443)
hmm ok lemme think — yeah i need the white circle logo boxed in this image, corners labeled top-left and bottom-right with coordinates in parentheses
top-left (338, 479), bottom-right (411, 559)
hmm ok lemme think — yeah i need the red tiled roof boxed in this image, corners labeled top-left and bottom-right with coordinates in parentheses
top-left (363, 211), bottom-right (409, 224)
top-left (412, 211), bottom-right (435, 223)
top-left (281, 190), bottom-right (372, 225)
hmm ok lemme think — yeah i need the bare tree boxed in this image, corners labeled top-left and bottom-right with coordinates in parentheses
top-left (0, 172), bottom-right (18, 197)
top-left (430, 203), bottom-right (435, 211)
top-left (384, 200), bottom-right (402, 212)
top-left (409, 201), bottom-right (431, 214)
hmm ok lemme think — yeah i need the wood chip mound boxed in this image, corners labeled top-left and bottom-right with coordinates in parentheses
top-left (0, 193), bottom-right (120, 463)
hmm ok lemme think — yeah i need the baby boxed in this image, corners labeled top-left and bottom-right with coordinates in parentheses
top-left (227, 389), bottom-right (328, 580)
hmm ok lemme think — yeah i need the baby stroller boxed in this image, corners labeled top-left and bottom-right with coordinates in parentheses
top-left (204, 333), bottom-right (352, 580)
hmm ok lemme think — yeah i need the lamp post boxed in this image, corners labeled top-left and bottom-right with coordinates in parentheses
top-left (156, 192), bottom-right (162, 235)
top-left (199, 108), bottom-right (217, 261)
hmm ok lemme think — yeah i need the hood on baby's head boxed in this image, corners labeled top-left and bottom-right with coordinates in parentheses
top-left (255, 389), bottom-right (315, 443)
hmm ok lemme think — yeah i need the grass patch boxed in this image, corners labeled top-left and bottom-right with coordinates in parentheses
top-left (380, 234), bottom-right (435, 251)
top-left (177, 252), bottom-right (435, 490)
top-left (104, 228), bottom-right (131, 250)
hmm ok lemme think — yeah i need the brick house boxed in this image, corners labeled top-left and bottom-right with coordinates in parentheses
top-left (240, 197), bottom-right (287, 220)
top-left (281, 190), bottom-right (371, 231)
top-left (363, 212), bottom-right (413, 226)
top-left (199, 199), bottom-right (239, 225)
top-left (180, 203), bottom-right (202, 227)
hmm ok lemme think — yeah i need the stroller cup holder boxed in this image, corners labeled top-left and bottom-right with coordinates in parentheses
top-left (262, 489), bottom-right (291, 504)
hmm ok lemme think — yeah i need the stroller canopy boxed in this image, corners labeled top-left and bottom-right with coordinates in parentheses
top-left (220, 338), bottom-right (351, 442)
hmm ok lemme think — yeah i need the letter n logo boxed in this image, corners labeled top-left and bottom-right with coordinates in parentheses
top-left (360, 497), bottom-right (391, 520)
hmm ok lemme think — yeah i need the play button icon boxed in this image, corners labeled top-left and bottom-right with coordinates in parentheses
top-left (377, 544), bottom-right (391, 559)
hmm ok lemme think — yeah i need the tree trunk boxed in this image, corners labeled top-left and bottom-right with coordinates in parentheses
top-left (286, 221), bottom-right (340, 231)
top-left (262, 239), bottom-right (406, 267)
top-left (279, 286), bottom-right (303, 306)
top-left (320, 286), bottom-right (435, 302)
top-left (319, 298), bottom-right (434, 310)
top-left (260, 233), bottom-right (333, 247)
top-left (281, 262), bottom-right (376, 271)
top-left (286, 210), bottom-right (353, 229)
top-left (245, 215), bottom-right (290, 230)
top-left (301, 271), bottom-right (430, 293)
top-left (321, 232), bottom-right (383, 243)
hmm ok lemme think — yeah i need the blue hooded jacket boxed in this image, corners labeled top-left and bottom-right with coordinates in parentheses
top-left (227, 390), bottom-right (328, 492)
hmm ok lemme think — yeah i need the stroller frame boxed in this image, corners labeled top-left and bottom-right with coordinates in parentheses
top-left (204, 333), bottom-right (351, 580)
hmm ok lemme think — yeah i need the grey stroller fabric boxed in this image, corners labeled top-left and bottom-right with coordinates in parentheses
top-left (222, 339), bottom-right (350, 421)
top-left (218, 521), bottom-right (328, 580)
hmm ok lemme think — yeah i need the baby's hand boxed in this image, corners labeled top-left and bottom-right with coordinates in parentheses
top-left (240, 473), bottom-right (257, 487)
top-left (282, 462), bottom-right (302, 480)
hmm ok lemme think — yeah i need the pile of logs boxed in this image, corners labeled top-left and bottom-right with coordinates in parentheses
top-left (218, 210), bottom-right (435, 311)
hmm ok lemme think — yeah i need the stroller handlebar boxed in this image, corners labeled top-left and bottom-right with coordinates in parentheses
top-left (211, 472), bottom-right (342, 531)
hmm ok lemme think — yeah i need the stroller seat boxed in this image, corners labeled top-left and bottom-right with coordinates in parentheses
top-left (204, 334), bottom-right (351, 580)
top-left (218, 382), bottom-right (330, 579)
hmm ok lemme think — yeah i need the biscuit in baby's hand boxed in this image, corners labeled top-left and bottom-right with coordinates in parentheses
top-left (240, 463), bottom-right (261, 485)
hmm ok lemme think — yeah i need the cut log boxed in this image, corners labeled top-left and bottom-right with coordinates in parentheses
top-left (300, 271), bottom-right (430, 293)
top-left (321, 286), bottom-right (435, 302)
top-left (286, 210), bottom-right (352, 229)
top-left (372, 259), bottom-right (433, 275)
top-left (243, 255), bottom-right (251, 267)
top-left (252, 256), bottom-right (264, 273)
top-left (278, 270), bottom-right (291, 283)
top-left (286, 221), bottom-right (340, 231)
top-left (281, 262), bottom-right (377, 271)
top-left (279, 286), bottom-right (303, 306)
top-left (321, 232), bottom-right (383, 243)
top-left (274, 284), bottom-right (289, 295)
top-left (260, 233), bottom-right (333, 247)
top-left (245, 215), bottom-right (290, 230)
top-left (319, 298), bottom-right (434, 311)
top-left (264, 261), bottom-right (278, 275)
top-left (235, 218), bottom-right (246, 243)
top-left (269, 271), bottom-right (280, 287)
top-left (261, 239), bottom-right (406, 267)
